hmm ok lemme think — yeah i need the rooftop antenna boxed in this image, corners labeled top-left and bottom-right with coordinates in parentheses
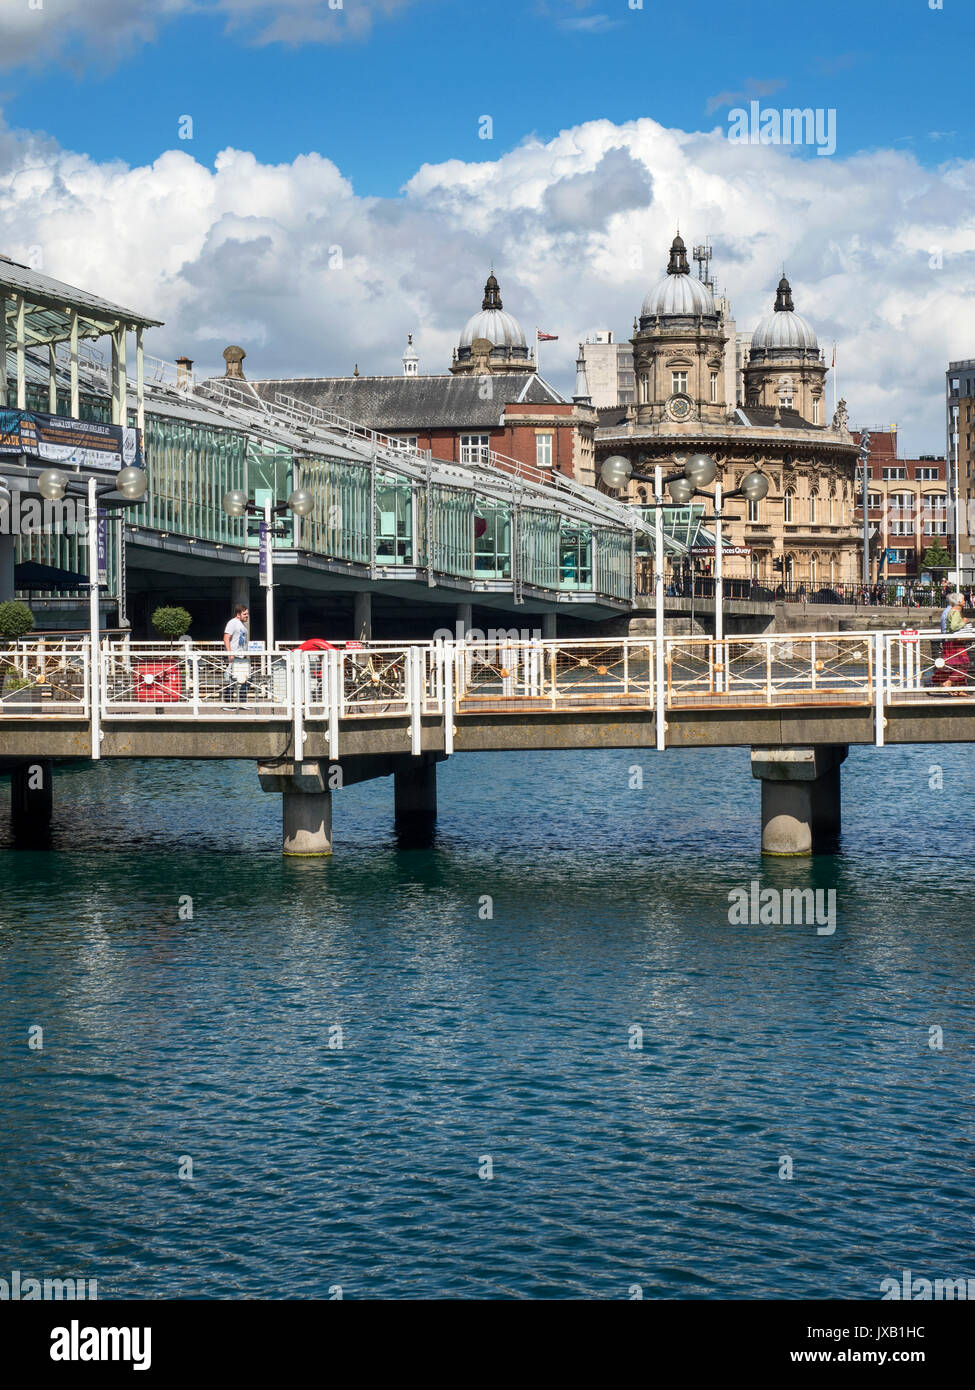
top-left (693, 237), bottom-right (714, 293)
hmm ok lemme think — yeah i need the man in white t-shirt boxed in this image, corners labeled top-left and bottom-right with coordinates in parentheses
top-left (223, 605), bottom-right (249, 705)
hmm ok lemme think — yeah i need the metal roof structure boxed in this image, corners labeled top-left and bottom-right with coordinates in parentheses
top-left (0, 255), bottom-right (162, 347)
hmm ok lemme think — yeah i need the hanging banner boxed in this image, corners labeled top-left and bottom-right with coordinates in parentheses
top-left (258, 521), bottom-right (270, 588)
top-left (96, 511), bottom-right (108, 587)
top-left (0, 407), bottom-right (143, 473)
top-left (690, 545), bottom-right (752, 557)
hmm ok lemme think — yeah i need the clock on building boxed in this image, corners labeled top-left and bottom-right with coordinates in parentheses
top-left (665, 392), bottom-right (694, 422)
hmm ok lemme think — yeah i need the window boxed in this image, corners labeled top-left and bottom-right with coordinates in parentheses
top-left (710, 372), bottom-right (718, 403)
top-left (808, 494), bottom-right (817, 524)
top-left (672, 371), bottom-right (688, 395)
top-left (536, 433), bottom-right (553, 467)
top-left (459, 434), bottom-right (490, 465)
top-left (889, 549), bottom-right (911, 563)
top-left (559, 522), bottom-right (593, 590)
top-left (388, 435), bottom-right (418, 452)
top-left (812, 399), bottom-right (820, 425)
top-left (828, 494), bottom-right (834, 523)
top-left (810, 555), bottom-right (818, 586)
top-left (784, 491), bottom-right (795, 524)
top-left (747, 497), bottom-right (760, 522)
top-left (882, 467), bottom-right (906, 480)
top-left (867, 491), bottom-right (883, 509)
top-left (915, 467), bottom-right (939, 480)
top-left (640, 372), bottom-right (650, 404)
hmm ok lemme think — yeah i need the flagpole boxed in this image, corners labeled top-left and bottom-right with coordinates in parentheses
top-left (535, 328), bottom-right (540, 379)
top-left (832, 342), bottom-right (837, 419)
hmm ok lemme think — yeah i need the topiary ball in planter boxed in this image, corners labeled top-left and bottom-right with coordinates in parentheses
top-left (150, 606), bottom-right (193, 642)
top-left (0, 600), bottom-right (35, 643)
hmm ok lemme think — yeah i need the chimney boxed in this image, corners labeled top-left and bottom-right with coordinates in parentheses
top-left (223, 345), bottom-right (246, 380)
top-left (175, 355), bottom-right (193, 389)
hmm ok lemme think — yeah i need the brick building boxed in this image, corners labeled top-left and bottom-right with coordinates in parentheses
top-left (245, 273), bottom-right (597, 484)
top-left (852, 426), bottom-right (952, 581)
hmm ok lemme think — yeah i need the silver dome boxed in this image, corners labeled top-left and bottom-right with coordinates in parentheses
top-left (750, 276), bottom-right (819, 355)
top-left (751, 309), bottom-right (818, 352)
top-left (641, 271), bottom-right (716, 320)
top-left (459, 306), bottom-right (526, 349)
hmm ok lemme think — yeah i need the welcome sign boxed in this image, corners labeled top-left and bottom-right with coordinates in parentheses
top-left (0, 408), bottom-right (143, 473)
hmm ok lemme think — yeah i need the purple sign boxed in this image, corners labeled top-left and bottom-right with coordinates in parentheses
top-left (258, 520), bottom-right (270, 588)
top-left (96, 511), bottom-right (108, 587)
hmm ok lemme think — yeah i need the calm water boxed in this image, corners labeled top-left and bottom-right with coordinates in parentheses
top-left (1, 747), bottom-right (973, 1300)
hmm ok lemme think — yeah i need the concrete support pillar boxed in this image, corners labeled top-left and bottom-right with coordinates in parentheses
top-left (11, 760), bottom-right (53, 839)
top-left (258, 761), bottom-right (332, 856)
top-left (281, 598), bottom-right (301, 641)
top-left (456, 603), bottom-right (473, 638)
top-left (751, 745), bottom-right (847, 856)
top-left (354, 591), bottom-right (372, 642)
top-left (542, 612), bottom-right (557, 639)
top-left (231, 576), bottom-right (250, 634)
top-left (282, 789), bottom-right (332, 857)
top-left (0, 531), bottom-right (15, 603)
top-left (393, 754), bottom-right (438, 845)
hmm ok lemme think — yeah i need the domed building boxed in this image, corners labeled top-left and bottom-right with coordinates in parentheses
top-left (744, 276), bottom-right (828, 426)
top-left (631, 234), bottom-right (729, 427)
top-left (595, 234), bottom-right (863, 592)
top-left (450, 272), bottom-right (535, 377)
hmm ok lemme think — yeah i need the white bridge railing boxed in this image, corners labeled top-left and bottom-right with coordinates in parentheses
top-left (0, 631), bottom-right (970, 758)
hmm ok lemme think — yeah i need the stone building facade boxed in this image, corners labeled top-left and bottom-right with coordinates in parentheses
top-left (596, 234), bottom-right (862, 587)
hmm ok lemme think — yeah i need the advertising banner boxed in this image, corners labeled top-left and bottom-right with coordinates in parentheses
top-left (96, 512), bottom-right (108, 587)
top-left (0, 407), bottom-right (143, 473)
top-left (690, 545), bottom-right (752, 557)
top-left (258, 521), bottom-right (270, 588)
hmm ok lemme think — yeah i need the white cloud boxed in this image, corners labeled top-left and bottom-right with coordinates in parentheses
top-left (0, 0), bottom-right (410, 70)
top-left (1, 111), bottom-right (972, 454)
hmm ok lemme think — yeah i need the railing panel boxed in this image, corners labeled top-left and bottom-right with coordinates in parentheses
top-left (0, 640), bottom-right (90, 717)
top-left (100, 648), bottom-right (292, 719)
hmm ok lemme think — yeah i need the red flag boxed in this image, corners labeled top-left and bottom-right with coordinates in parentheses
top-left (536, 330), bottom-right (558, 341)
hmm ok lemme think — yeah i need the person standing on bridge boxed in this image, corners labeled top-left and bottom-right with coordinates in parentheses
top-left (934, 594), bottom-right (971, 691)
top-left (223, 604), bottom-right (250, 706)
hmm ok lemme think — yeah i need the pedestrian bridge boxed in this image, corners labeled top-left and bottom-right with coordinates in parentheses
top-left (2, 631), bottom-right (972, 855)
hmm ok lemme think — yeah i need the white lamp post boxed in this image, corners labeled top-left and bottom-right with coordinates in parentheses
top-left (38, 465), bottom-right (147, 759)
top-left (222, 487), bottom-right (314, 653)
top-left (600, 451), bottom-right (717, 748)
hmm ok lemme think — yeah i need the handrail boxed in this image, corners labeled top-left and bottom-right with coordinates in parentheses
top-left (5, 633), bottom-right (974, 756)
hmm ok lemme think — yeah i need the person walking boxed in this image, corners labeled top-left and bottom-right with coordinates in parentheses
top-left (223, 604), bottom-right (250, 706)
top-left (934, 593), bottom-right (971, 691)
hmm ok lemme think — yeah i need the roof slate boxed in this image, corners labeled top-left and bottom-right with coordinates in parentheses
top-left (249, 373), bottom-right (567, 430)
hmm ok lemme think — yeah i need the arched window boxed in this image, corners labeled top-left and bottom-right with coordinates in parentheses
top-left (784, 490), bottom-right (795, 524)
top-left (747, 496), bottom-right (761, 522)
top-left (640, 372), bottom-right (650, 404)
top-left (809, 492), bottom-right (817, 524)
top-left (810, 554), bottom-right (818, 586)
top-left (812, 398), bottom-right (821, 425)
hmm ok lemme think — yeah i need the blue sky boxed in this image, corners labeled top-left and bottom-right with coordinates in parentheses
top-left (2, 0), bottom-right (970, 196)
top-left (0, 0), bottom-right (972, 453)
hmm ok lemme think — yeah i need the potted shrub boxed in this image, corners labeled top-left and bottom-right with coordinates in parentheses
top-left (0, 600), bottom-right (37, 706)
top-left (136, 606), bottom-right (193, 703)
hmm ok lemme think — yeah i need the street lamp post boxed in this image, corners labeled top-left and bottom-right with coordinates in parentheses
top-left (37, 464), bottom-right (148, 760)
top-left (860, 430), bottom-right (871, 589)
top-left (222, 487), bottom-right (314, 652)
top-left (600, 451), bottom-right (718, 749)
